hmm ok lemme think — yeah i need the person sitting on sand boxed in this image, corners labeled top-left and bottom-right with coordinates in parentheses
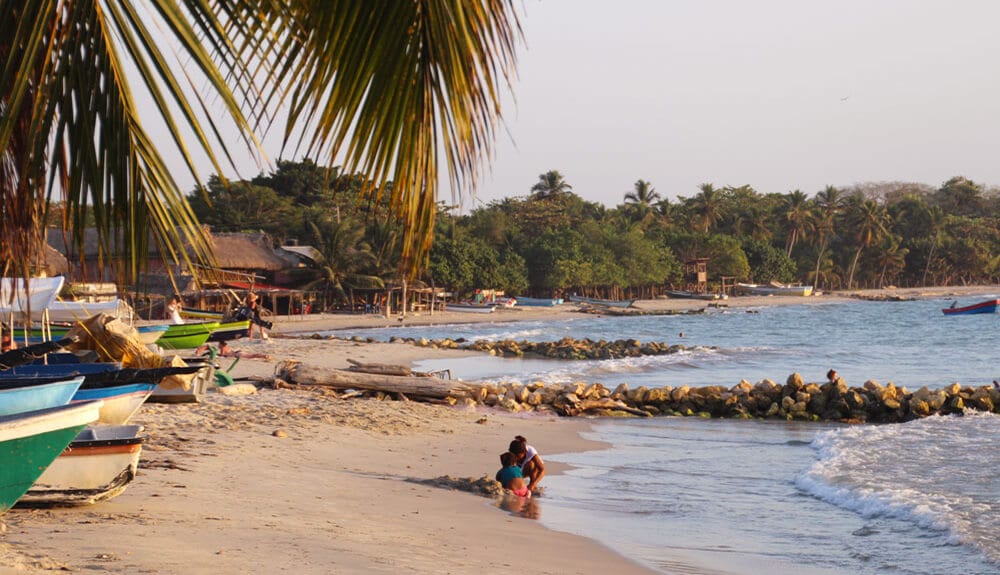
top-left (495, 452), bottom-right (530, 497)
top-left (196, 340), bottom-right (271, 361)
top-left (509, 435), bottom-right (545, 493)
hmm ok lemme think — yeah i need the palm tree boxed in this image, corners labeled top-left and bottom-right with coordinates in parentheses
top-left (922, 206), bottom-right (946, 286)
top-left (1, 1), bottom-right (522, 281)
top-left (688, 183), bottom-right (728, 233)
top-left (875, 235), bottom-right (908, 289)
top-left (625, 179), bottom-right (659, 207)
top-left (307, 216), bottom-right (384, 306)
top-left (782, 190), bottom-right (813, 257)
top-left (623, 179), bottom-right (660, 223)
top-left (531, 170), bottom-right (573, 199)
top-left (811, 185), bottom-right (845, 290)
top-left (845, 197), bottom-right (890, 289)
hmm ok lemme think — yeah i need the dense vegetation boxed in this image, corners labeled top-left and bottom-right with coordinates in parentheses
top-left (190, 161), bottom-right (1000, 300)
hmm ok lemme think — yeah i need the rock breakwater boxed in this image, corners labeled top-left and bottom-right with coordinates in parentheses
top-left (463, 374), bottom-right (1000, 422)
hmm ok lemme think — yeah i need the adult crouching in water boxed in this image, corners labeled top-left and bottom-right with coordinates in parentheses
top-left (509, 435), bottom-right (545, 494)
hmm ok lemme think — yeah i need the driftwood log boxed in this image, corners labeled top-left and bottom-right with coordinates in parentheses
top-left (279, 361), bottom-right (473, 400)
top-left (346, 359), bottom-right (413, 377)
top-left (565, 398), bottom-right (651, 417)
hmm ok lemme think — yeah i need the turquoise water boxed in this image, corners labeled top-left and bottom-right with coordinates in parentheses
top-left (315, 297), bottom-right (1000, 573)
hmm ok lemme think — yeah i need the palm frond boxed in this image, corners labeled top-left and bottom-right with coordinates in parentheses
top-left (0, 0), bottom-right (265, 282)
top-left (281, 0), bottom-right (522, 276)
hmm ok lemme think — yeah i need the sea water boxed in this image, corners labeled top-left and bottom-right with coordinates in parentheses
top-left (316, 297), bottom-right (1000, 573)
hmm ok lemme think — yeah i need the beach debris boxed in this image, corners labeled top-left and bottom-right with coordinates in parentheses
top-left (272, 429), bottom-right (288, 438)
top-left (215, 383), bottom-right (258, 396)
top-left (409, 475), bottom-right (503, 497)
top-left (277, 361), bottom-right (476, 401)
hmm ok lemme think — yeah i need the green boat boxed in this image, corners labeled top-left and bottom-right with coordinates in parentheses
top-left (206, 320), bottom-right (251, 342)
top-left (0, 401), bottom-right (103, 514)
top-left (158, 322), bottom-right (220, 350)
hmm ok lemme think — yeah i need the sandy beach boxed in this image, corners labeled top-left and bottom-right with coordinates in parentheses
top-left (1, 285), bottom-right (996, 574)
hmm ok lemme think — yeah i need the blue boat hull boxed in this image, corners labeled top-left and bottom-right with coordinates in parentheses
top-left (942, 299), bottom-right (1000, 315)
top-left (0, 378), bottom-right (85, 417)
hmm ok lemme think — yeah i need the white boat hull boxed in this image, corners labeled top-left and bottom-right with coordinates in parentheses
top-left (447, 304), bottom-right (496, 313)
top-left (94, 391), bottom-right (152, 425)
top-left (23, 424), bottom-right (143, 506)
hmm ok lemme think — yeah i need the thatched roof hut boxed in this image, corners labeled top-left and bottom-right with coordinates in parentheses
top-left (209, 232), bottom-right (286, 271)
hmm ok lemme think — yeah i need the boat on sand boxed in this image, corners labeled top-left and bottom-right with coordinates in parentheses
top-left (21, 424), bottom-right (145, 507)
top-left (735, 283), bottom-right (814, 297)
top-left (568, 295), bottom-right (635, 309)
top-left (0, 401), bottom-right (103, 513)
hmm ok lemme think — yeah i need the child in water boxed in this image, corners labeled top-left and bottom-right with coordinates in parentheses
top-left (495, 452), bottom-right (530, 497)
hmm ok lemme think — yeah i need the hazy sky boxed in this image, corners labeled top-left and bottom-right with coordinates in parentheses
top-left (167, 1), bottom-right (1000, 209)
top-left (470, 0), bottom-right (1000, 208)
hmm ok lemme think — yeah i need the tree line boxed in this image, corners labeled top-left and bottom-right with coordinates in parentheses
top-left (190, 161), bottom-right (1000, 301)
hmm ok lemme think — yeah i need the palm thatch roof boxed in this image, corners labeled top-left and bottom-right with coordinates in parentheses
top-left (47, 228), bottom-right (287, 272)
top-left (209, 232), bottom-right (286, 271)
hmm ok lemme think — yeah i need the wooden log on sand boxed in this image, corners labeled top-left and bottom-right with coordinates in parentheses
top-left (279, 361), bottom-right (474, 400)
top-left (346, 359), bottom-right (414, 377)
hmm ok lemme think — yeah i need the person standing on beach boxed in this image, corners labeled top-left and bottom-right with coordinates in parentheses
top-left (244, 292), bottom-right (270, 340)
top-left (167, 295), bottom-right (185, 325)
top-left (509, 435), bottom-right (546, 493)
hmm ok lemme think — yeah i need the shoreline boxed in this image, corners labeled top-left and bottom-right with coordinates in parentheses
top-left (272, 285), bottom-right (1000, 334)
top-left (2, 284), bottom-right (998, 574)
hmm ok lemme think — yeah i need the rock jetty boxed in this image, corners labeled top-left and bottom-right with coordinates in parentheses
top-left (462, 374), bottom-right (1000, 422)
top-left (299, 335), bottom-right (999, 422)
top-left (378, 335), bottom-right (694, 360)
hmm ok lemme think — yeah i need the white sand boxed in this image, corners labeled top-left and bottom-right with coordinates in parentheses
top-left (1, 285), bottom-right (996, 574)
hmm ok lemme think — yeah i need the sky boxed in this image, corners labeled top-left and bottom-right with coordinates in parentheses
top-left (166, 0), bottom-right (1000, 210)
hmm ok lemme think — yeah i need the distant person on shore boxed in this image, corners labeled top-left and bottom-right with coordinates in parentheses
top-left (167, 295), bottom-right (185, 325)
top-left (509, 435), bottom-right (546, 493)
top-left (827, 369), bottom-right (840, 384)
top-left (241, 292), bottom-right (270, 340)
top-left (495, 452), bottom-right (530, 497)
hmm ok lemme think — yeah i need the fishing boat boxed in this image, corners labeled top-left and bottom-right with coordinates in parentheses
top-left (568, 295), bottom-right (636, 309)
top-left (72, 383), bottom-right (156, 424)
top-left (135, 324), bottom-right (170, 345)
top-left (735, 283), bottom-right (814, 297)
top-left (0, 337), bottom-right (78, 370)
top-left (0, 364), bottom-right (202, 393)
top-left (0, 277), bottom-right (65, 322)
top-left (0, 377), bottom-right (86, 417)
top-left (513, 296), bottom-right (563, 307)
top-left (446, 302), bottom-right (497, 313)
top-left (45, 299), bottom-right (131, 323)
top-left (666, 290), bottom-right (728, 301)
top-left (941, 299), bottom-right (1000, 316)
top-left (157, 321), bottom-right (220, 349)
top-left (206, 320), bottom-right (251, 342)
top-left (20, 424), bottom-right (144, 507)
top-left (0, 401), bottom-right (103, 514)
top-left (15, 323), bottom-right (165, 346)
top-left (180, 307), bottom-right (225, 321)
